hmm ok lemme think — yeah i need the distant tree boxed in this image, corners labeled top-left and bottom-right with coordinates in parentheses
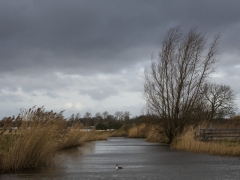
top-left (144, 27), bottom-right (220, 143)
top-left (96, 123), bottom-right (108, 130)
top-left (203, 83), bottom-right (237, 120)
top-left (114, 111), bottom-right (123, 120)
top-left (75, 113), bottom-right (81, 121)
top-left (102, 111), bottom-right (109, 120)
top-left (110, 121), bottom-right (122, 129)
top-left (123, 111), bottom-right (131, 121)
top-left (95, 112), bottom-right (102, 118)
top-left (95, 112), bottom-right (103, 123)
top-left (84, 112), bottom-right (92, 119)
top-left (84, 112), bottom-right (92, 126)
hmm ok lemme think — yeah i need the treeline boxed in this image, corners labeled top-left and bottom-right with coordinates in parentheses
top-left (67, 111), bottom-right (148, 130)
top-left (0, 110), bottom-right (156, 131)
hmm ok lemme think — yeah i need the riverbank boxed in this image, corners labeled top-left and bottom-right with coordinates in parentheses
top-left (0, 107), bottom-right (112, 173)
top-left (126, 122), bottom-right (240, 157)
top-left (3, 137), bottom-right (239, 180)
top-left (171, 126), bottom-right (240, 156)
top-left (0, 128), bottom-right (111, 173)
top-left (1, 110), bottom-right (240, 173)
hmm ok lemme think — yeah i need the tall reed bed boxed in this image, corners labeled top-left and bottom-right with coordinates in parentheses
top-left (172, 126), bottom-right (240, 156)
top-left (58, 129), bottom-right (110, 150)
top-left (127, 123), bottom-right (169, 143)
top-left (0, 107), bottom-right (67, 172)
top-left (128, 123), bottom-right (148, 138)
top-left (146, 124), bottom-right (168, 143)
top-left (0, 107), bottom-right (112, 173)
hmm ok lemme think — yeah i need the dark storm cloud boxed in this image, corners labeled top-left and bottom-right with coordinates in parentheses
top-left (0, 72), bottom-right (69, 93)
top-left (0, 0), bottom-right (240, 118)
top-left (1, 0), bottom-right (240, 75)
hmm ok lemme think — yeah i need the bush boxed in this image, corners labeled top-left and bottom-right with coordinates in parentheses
top-left (96, 123), bottom-right (108, 130)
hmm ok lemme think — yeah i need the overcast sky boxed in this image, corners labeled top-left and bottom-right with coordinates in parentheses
top-left (0, 0), bottom-right (240, 119)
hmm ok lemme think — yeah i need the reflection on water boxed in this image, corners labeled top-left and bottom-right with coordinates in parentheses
top-left (1, 137), bottom-right (240, 180)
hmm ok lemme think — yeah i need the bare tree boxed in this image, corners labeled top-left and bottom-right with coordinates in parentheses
top-left (114, 111), bottom-right (123, 120)
top-left (95, 112), bottom-right (102, 121)
top-left (84, 112), bottom-right (92, 126)
top-left (75, 113), bottom-right (81, 120)
top-left (102, 111), bottom-right (109, 120)
top-left (84, 112), bottom-right (92, 119)
top-left (123, 111), bottom-right (131, 121)
top-left (203, 83), bottom-right (237, 120)
top-left (144, 27), bottom-right (220, 143)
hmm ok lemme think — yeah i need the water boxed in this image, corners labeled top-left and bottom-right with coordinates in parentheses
top-left (1, 137), bottom-right (240, 180)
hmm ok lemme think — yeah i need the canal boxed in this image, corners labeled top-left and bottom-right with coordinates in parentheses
top-left (1, 137), bottom-right (240, 179)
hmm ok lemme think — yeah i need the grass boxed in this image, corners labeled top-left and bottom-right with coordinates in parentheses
top-left (172, 126), bottom-right (240, 156)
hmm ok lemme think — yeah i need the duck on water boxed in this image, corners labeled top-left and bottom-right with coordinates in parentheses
top-left (116, 164), bottom-right (123, 170)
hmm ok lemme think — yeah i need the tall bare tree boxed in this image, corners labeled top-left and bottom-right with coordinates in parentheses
top-left (102, 111), bottom-right (109, 120)
top-left (84, 112), bottom-right (92, 126)
top-left (203, 83), bottom-right (237, 120)
top-left (123, 111), bottom-right (131, 121)
top-left (144, 27), bottom-right (220, 143)
top-left (114, 111), bottom-right (123, 120)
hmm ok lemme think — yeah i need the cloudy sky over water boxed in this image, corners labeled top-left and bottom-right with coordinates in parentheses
top-left (0, 0), bottom-right (240, 118)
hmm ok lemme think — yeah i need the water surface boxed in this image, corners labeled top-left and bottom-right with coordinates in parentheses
top-left (2, 137), bottom-right (240, 179)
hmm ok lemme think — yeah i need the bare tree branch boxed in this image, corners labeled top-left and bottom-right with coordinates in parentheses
top-left (144, 27), bottom-right (220, 143)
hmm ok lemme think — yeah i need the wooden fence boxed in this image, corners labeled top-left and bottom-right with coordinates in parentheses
top-left (199, 128), bottom-right (240, 140)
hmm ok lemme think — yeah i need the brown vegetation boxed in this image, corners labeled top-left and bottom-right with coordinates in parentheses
top-left (127, 123), bottom-right (148, 138)
top-left (0, 107), bottom-right (111, 173)
top-left (126, 123), bottom-right (169, 143)
top-left (0, 107), bottom-right (66, 172)
top-left (172, 118), bottom-right (240, 156)
top-left (110, 129), bottom-right (128, 137)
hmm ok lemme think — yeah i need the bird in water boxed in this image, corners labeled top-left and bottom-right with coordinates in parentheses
top-left (116, 164), bottom-right (123, 170)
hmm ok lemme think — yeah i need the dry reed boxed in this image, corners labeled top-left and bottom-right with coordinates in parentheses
top-left (0, 107), bottom-right (113, 173)
top-left (110, 129), bottom-right (128, 137)
top-left (82, 131), bottom-right (111, 142)
top-left (128, 123), bottom-right (148, 138)
top-left (146, 125), bottom-right (168, 143)
top-left (172, 126), bottom-right (240, 156)
top-left (126, 123), bottom-right (169, 143)
top-left (0, 107), bottom-right (66, 172)
top-left (58, 129), bottom-right (84, 150)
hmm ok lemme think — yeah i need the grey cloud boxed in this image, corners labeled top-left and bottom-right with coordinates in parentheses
top-left (0, 72), bottom-right (70, 94)
top-left (80, 87), bottom-right (118, 100)
top-left (42, 91), bottom-right (59, 99)
top-left (0, 0), bottom-right (240, 117)
top-left (1, 0), bottom-right (240, 75)
top-left (0, 94), bottom-right (25, 103)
